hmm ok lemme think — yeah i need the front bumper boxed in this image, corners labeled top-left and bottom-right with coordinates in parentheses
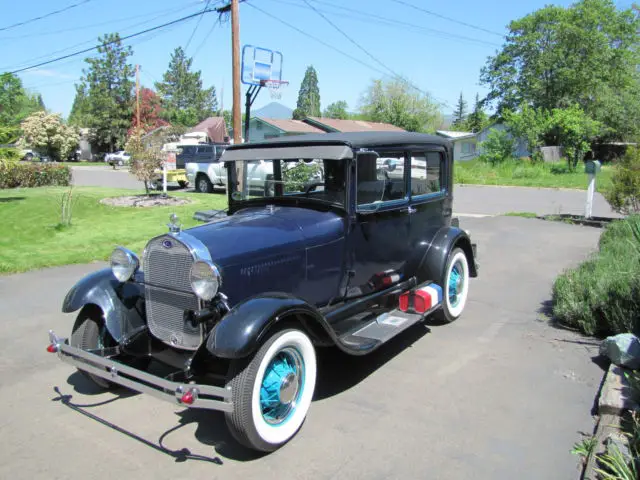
top-left (48, 330), bottom-right (233, 412)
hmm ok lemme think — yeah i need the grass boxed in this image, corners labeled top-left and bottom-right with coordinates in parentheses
top-left (0, 186), bottom-right (227, 274)
top-left (57, 161), bottom-right (106, 167)
top-left (454, 159), bottom-right (613, 191)
top-left (503, 211), bottom-right (539, 218)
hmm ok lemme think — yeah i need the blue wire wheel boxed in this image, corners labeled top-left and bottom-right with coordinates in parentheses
top-left (259, 347), bottom-right (305, 425)
top-left (444, 250), bottom-right (469, 318)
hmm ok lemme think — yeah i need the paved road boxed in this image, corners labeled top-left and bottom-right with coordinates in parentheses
top-left (71, 166), bottom-right (619, 217)
top-left (0, 216), bottom-right (603, 479)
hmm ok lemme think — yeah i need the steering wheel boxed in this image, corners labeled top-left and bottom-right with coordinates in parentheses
top-left (303, 182), bottom-right (324, 195)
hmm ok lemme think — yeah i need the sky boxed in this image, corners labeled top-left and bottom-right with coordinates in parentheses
top-left (0, 0), bottom-right (635, 119)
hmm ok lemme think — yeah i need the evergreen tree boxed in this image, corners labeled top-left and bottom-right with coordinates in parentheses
top-left (452, 92), bottom-right (468, 129)
top-left (293, 66), bottom-right (321, 120)
top-left (76, 33), bottom-right (135, 152)
top-left (155, 47), bottom-right (218, 127)
top-left (466, 93), bottom-right (488, 132)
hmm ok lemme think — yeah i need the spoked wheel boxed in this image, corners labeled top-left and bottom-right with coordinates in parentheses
top-left (225, 329), bottom-right (317, 452)
top-left (434, 247), bottom-right (470, 323)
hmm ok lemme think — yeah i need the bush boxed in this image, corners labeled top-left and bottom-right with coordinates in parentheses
top-left (552, 215), bottom-right (640, 336)
top-left (604, 146), bottom-right (640, 215)
top-left (477, 129), bottom-right (515, 165)
top-left (0, 162), bottom-right (71, 189)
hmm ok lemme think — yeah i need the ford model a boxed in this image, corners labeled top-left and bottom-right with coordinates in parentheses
top-left (47, 132), bottom-right (478, 453)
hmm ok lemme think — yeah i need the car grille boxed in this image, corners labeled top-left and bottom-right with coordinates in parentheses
top-left (143, 235), bottom-right (203, 350)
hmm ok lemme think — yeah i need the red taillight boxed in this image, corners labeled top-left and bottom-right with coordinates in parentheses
top-left (180, 389), bottom-right (197, 405)
top-left (399, 291), bottom-right (410, 312)
top-left (46, 344), bottom-right (58, 353)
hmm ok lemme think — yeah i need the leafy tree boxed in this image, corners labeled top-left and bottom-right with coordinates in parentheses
top-left (155, 47), bottom-right (218, 127)
top-left (466, 93), bottom-right (488, 133)
top-left (0, 72), bottom-right (45, 127)
top-left (478, 129), bottom-right (515, 164)
top-left (130, 87), bottom-right (167, 134)
top-left (76, 33), bottom-right (135, 152)
top-left (503, 105), bottom-right (550, 162)
top-left (323, 100), bottom-right (348, 119)
top-left (293, 66), bottom-right (321, 120)
top-left (480, 0), bottom-right (640, 140)
top-left (451, 92), bottom-right (467, 129)
top-left (126, 126), bottom-right (163, 195)
top-left (19, 111), bottom-right (79, 160)
top-left (358, 77), bottom-right (442, 132)
top-left (549, 105), bottom-right (601, 169)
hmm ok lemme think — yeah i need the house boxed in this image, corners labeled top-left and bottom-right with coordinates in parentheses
top-left (245, 117), bottom-right (325, 142)
top-left (475, 123), bottom-right (530, 159)
top-left (303, 117), bottom-right (405, 133)
top-left (435, 130), bottom-right (478, 161)
top-left (187, 117), bottom-right (230, 143)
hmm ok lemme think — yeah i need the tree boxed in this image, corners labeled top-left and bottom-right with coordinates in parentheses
top-left (323, 100), bottom-right (348, 119)
top-left (358, 77), bottom-right (442, 132)
top-left (0, 72), bottom-right (45, 127)
top-left (130, 87), bottom-right (167, 134)
top-left (549, 105), bottom-right (601, 169)
top-left (604, 146), bottom-right (640, 215)
top-left (466, 94), bottom-right (488, 133)
top-left (293, 66), bottom-right (321, 120)
top-left (478, 129), bottom-right (515, 164)
top-left (451, 92), bottom-right (467, 130)
top-left (503, 105), bottom-right (550, 161)
top-left (126, 127), bottom-right (163, 195)
top-left (76, 33), bottom-right (135, 152)
top-left (68, 84), bottom-right (92, 126)
top-left (480, 0), bottom-right (640, 140)
top-left (20, 111), bottom-right (79, 160)
top-left (155, 47), bottom-right (218, 127)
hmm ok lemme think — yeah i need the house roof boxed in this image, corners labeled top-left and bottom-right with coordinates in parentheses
top-left (255, 117), bottom-right (324, 133)
top-left (305, 117), bottom-right (406, 132)
top-left (226, 131), bottom-right (450, 151)
top-left (435, 130), bottom-right (476, 140)
top-left (187, 117), bottom-right (229, 143)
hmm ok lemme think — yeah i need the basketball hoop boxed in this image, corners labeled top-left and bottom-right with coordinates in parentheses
top-left (262, 80), bottom-right (289, 100)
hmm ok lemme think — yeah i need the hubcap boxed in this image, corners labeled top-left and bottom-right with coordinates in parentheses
top-left (448, 261), bottom-right (465, 308)
top-left (260, 347), bottom-right (304, 425)
top-left (199, 179), bottom-right (207, 191)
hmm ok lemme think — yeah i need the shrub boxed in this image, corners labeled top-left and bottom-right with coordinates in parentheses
top-left (0, 162), bottom-right (71, 189)
top-left (477, 129), bottom-right (515, 165)
top-left (604, 146), bottom-right (640, 215)
top-left (552, 215), bottom-right (640, 336)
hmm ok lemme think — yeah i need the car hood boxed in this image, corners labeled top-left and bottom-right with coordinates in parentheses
top-left (184, 204), bottom-right (344, 269)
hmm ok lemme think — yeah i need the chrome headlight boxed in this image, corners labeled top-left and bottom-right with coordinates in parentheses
top-left (110, 247), bottom-right (139, 282)
top-left (189, 260), bottom-right (221, 301)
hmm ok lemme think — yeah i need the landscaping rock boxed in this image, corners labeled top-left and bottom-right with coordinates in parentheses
top-left (598, 364), bottom-right (639, 415)
top-left (599, 333), bottom-right (640, 369)
top-left (100, 195), bottom-right (191, 208)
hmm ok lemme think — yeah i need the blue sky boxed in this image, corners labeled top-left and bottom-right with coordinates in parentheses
top-left (0, 0), bottom-right (634, 118)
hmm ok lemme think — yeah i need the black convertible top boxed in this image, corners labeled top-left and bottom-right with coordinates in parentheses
top-left (226, 131), bottom-right (451, 150)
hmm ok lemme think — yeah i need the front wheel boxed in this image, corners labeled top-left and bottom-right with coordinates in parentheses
top-left (225, 329), bottom-right (317, 452)
top-left (196, 174), bottom-right (213, 193)
top-left (434, 247), bottom-right (470, 323)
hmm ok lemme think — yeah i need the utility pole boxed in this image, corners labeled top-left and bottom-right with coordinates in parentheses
top-left (135, 64), bottom-right (141, 129)
top-left (230, 0), bottom-right (245, 197)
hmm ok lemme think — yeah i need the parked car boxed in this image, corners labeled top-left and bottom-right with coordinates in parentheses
top-left (106, 151), bottom-right (131, 167)
top-left (183, 143), bottom-right (229, 193)
top-left (47, 132), bottom-right (478, 453)
top-left (22, 150), bottom-right (52, 162)
top-left (176, 142), bottom-right (229, 169)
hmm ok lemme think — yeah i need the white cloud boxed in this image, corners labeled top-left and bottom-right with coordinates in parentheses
top-left (25, 68), bottom-right (75, 79)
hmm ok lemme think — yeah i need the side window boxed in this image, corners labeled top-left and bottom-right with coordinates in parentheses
top-left (198, 146), bottom-right (213, 154)
top-left (180, 146), bottom-right (195, 156)
top-left (356, 152), bottom-right (406, 209)
top-left (410, 152), bottom-right (443, 196)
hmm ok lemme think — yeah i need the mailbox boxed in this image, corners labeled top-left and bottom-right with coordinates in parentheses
top-left (585, 160), bottom-right (601, 175)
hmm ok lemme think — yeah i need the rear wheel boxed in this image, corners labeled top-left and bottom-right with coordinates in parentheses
top-left (178, 180), bottom-right (188, 189)
top-left (70, 307), bottom-right (118, 390)
top-left (196, 174), bottom-right (213, 193)
top-left (434, 248), bottom-right (470, 323)
top-left (225, 329), bottom-right (317, 452)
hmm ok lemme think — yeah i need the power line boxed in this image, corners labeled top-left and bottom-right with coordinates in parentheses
top-left (185, 0), bottom-right (214, 52)
top-left (192, 18), bottom-right (222, 59)
top-left (9, 8), bottom-right (220, 75)
top-left (389, 0), bottom-right (505, 38)
top-left (0, 0), bottom-right (95, 32)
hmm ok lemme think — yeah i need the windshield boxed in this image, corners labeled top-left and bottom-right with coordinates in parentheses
top-left (229, 158), bottom-right (347, 207)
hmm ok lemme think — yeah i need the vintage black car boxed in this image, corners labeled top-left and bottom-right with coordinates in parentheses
top-left (47, 132), bottom-right (478, 453)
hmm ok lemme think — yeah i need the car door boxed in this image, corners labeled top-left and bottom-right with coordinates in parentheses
top-left (345, 151), bottom-right (412, 297)
top-left (407, 148), bottom-right (450, 266)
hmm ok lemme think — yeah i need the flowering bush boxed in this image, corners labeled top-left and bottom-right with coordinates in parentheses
top-left (0, 162), bottom-right (71, 188)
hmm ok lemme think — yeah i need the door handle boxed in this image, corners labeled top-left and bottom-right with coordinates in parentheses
top-left (407, 206), bottom-right (416, 214)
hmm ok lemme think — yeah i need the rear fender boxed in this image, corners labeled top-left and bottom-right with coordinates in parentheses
top-left (62, 268), bottom-right (145, 342)
top-left (413, 226), bottom-right (478, 285)
top-left (202, 292), bottom-right (335, 359)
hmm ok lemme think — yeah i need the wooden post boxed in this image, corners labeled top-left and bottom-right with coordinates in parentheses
top-left (135, 64), bottom-right (140, 129)
top-left (231, 0), bottom-right (245, 196)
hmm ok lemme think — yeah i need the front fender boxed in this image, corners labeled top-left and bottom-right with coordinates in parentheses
top-left (205, 292), bottom-right (332, 359)
top-left (412, 226), bottom-right (478, 285)
top-left (62, 268), bottom-right (145, 342)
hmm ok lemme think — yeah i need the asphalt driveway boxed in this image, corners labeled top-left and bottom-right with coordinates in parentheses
top-left (0, 216), bottom-right (603, 479)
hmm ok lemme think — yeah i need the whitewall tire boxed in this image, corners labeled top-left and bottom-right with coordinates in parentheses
top-left (225, 329), bottom-right (317, 452)
top-left (436, 248), bottom-right (470, 323)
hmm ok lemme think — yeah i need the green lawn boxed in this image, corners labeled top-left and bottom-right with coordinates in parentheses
top-left (58, 161), bottom-right (106, 167)
top-left (454, 159), bottom-right (613, 191)
top-left (0, 187), bottom-right (227, 274)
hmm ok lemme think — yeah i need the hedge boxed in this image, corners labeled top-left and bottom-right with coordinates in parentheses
top-left (0, 162), bottom-right (71, 189)
top-left (552, 215), bottom-right (640, 336)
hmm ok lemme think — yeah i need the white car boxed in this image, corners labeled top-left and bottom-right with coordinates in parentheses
top-left (106, 151), bottom-right (131, 167)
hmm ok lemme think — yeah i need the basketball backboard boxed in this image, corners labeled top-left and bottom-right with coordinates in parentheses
top-left (241, 45), bottom-right (283, 86)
